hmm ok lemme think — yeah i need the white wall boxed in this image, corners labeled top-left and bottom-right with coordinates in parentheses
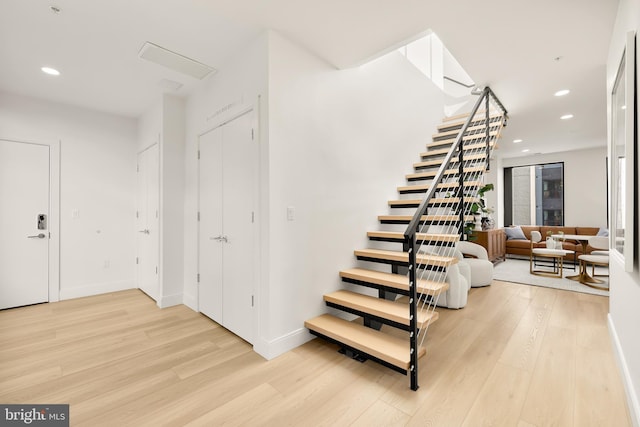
top-left (491, 146), bottom-right (608, 228)
top-left (138, 102), bottom-right (161, 152)
top-left (137, 95), bottom-right (186, 308)
top-left (0, 91), bottom-right (137, 299)
top-left (264, 31), bottom-right (445, 357)
top-left (182, 30), bottom-right (446, 359)
top-left (159, 95), bottom-right (185, 307)
top-left (607, 0), bottom-right (640, 424)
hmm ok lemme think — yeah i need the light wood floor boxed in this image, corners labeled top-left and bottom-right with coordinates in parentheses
top-left (0, 281), bottom-right (631, 426)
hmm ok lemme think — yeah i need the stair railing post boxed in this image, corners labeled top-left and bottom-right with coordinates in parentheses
top-left (485, 93), bottom-right (491, 171)
top-left (458, 144), bottom-right (465, 238)
top-left (406, 232), bottom-right (419, 391)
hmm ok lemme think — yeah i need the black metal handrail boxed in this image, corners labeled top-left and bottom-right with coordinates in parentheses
top-left (403, 86), bottom-right (507, 390)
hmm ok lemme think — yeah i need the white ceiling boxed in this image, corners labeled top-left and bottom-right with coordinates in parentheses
top-left (0, 0), bottom-right (619, 159)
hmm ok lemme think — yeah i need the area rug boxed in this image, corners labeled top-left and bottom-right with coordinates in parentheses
top-left (492, 258), bottom-right (609, 296)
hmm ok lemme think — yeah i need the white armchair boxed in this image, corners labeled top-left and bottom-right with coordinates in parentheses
top-left (432, 248), bottom-right (470, 309)
top-left (456, 241), bottom-right (493, 287)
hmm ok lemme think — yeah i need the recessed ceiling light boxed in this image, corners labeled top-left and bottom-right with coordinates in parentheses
top-left (560, 114), bottom-right (574, 120)
top-left (554, 89), bottom-right (570, 97)
top-left (522, 149), bottom-right (530, 153)
top-left (513, 139), bottom-right (523, 143)
top-left (41, 67), bottom-right (60, 76)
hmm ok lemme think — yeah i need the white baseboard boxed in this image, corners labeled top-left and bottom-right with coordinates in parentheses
top-left (253, 328), bottom-right (314, 360)
top-left (182, 292), bottom-right (198, 311)
top-left (608, 313), bottom-right (640, 427)
top-left (59, 280), bottom-right (134, 300)
top-left (158, 293), bottom-right (182, 308)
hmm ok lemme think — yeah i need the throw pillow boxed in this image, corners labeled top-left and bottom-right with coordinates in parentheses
top-left (505, 226), bottom-right (527, 240)
top-left (597, 227), bottom-right (609, 237)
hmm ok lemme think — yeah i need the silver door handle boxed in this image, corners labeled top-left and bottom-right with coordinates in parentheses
top-left (138, 229), bottom-right (150, 234)
top-left (210, 235), bottom-right (228, 243)
top-left (27, 233), bottom-right (46, 239)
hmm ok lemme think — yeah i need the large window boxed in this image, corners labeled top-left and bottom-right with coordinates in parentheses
top-left (504, 162), bottom-right (564, 226)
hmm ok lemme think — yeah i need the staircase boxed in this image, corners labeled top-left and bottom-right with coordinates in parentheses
top-left (305, 88), bottom-right (507, 390)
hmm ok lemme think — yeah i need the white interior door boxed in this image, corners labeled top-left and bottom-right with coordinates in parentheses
top-left (199, 129), bottom-right (223, 323)
top-left (0, 139), bottom-right (50, 309)
top-left (199, 111), bottom-right (255, 343)
top-left (136, 143), bottom-right (159, 301)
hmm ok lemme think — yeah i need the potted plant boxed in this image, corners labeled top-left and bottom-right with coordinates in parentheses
top-left (472, 183), bottom-right (494, 230)
top-left (464, 183), bottom-right (494, 239)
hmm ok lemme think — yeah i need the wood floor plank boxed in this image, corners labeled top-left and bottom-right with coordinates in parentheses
top-left (184, 383), bottom-right (284, 427)
top-left (405, 334), bottom-right (511, 426)
top-left (0, 286), bottom-right (631, 426)
top-left (575, 299), bottom-right (611, 351)
top-left (461, 362), bottom-right (532, 427)
top-left (574, 347), bottom-right (631, 426)
top-left (380, 317), bottom-right (488, 416)
top-left (518, 326), bottom-right (577, 427)
top-left (351, 399), bottom-right (411, 427)
top-left (497, 286), bottom-right (556, 372)
top-left (548, 288), bottom-right (580, 330)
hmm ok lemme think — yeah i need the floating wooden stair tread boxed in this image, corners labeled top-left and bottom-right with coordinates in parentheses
top-left (378, 214), bottom-right (474, 224)
top-left (387, 197), bottom-right (479, 208)
top-left (441, 110), bottom-right (489, 123)
top-left (354, 248), bottom-right (458, 267)
top-left (340, 267), bottom-right (450, 296)
top-left (304, 314), bottom-right (426, 370)
top-left (397, 181), bottom-right (481, 194)
top-left (420, 142), bottom-right (492, 159)
top-left (324, 290), bottom-right (438, 329)
top-left (433, 123), bottom-right (502, 140)
top-left (427, 131), bottom-right (500, 149)
top-left (437, 114), bottom-right (504, 132)
top-left (406, 165), bottom-right (485, 181)
top-left (414, 153), bottom-right (486, 170)
top-left (366, 231), bottom-right (459, 245)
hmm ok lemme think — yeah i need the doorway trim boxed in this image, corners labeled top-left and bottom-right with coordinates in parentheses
top-left (0, 137), bottom-right (60, 302)
top-left (136, 142), bottom-right (160, 303)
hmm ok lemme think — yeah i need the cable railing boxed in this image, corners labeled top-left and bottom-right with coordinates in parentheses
top-left (403, 87), bottom-right (507, 390)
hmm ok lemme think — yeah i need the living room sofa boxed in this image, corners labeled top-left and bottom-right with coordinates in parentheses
top-left (503, 225), bottom-right (601, 260)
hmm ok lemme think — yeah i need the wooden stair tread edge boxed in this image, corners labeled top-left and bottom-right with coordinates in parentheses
top-left (406, 165), bottom-right (486, 180)
top-left (397, 181), bottom-right (482, 193)
top-left (377, 214), bottom-right (474, 222)
top-left (414, 153), bottom-right (486, 168)
top-left (437, 114), bottom-right (504, 131)
top-left (420, 142), bottom-right (493, 158)
top-left (387, 197), bottom-right (479, 206)
top-left (441, 110), bottom-right (488, 122)
top-left (433, 122), bottom-right (503, 139)
top-left (354, 248), bottom-right (459, 266)
top-left (426, 132), bottom-right (500, 147)
top-left (304, 314), bottom-right (426, 369)
top-left (323, 290), bottom-right (437, 328)
top-left (366, 231), bottom-right (459, 242)
top-left (339, 268), bottom-right (450, 295)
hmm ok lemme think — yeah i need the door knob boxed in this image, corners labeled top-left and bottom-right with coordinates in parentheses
top-left (210, 235), bottom-right (228, 243)
top-left (138, 229), bottom-right (150, 234)
top-left (27, 233), bottom-right (46, 239)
